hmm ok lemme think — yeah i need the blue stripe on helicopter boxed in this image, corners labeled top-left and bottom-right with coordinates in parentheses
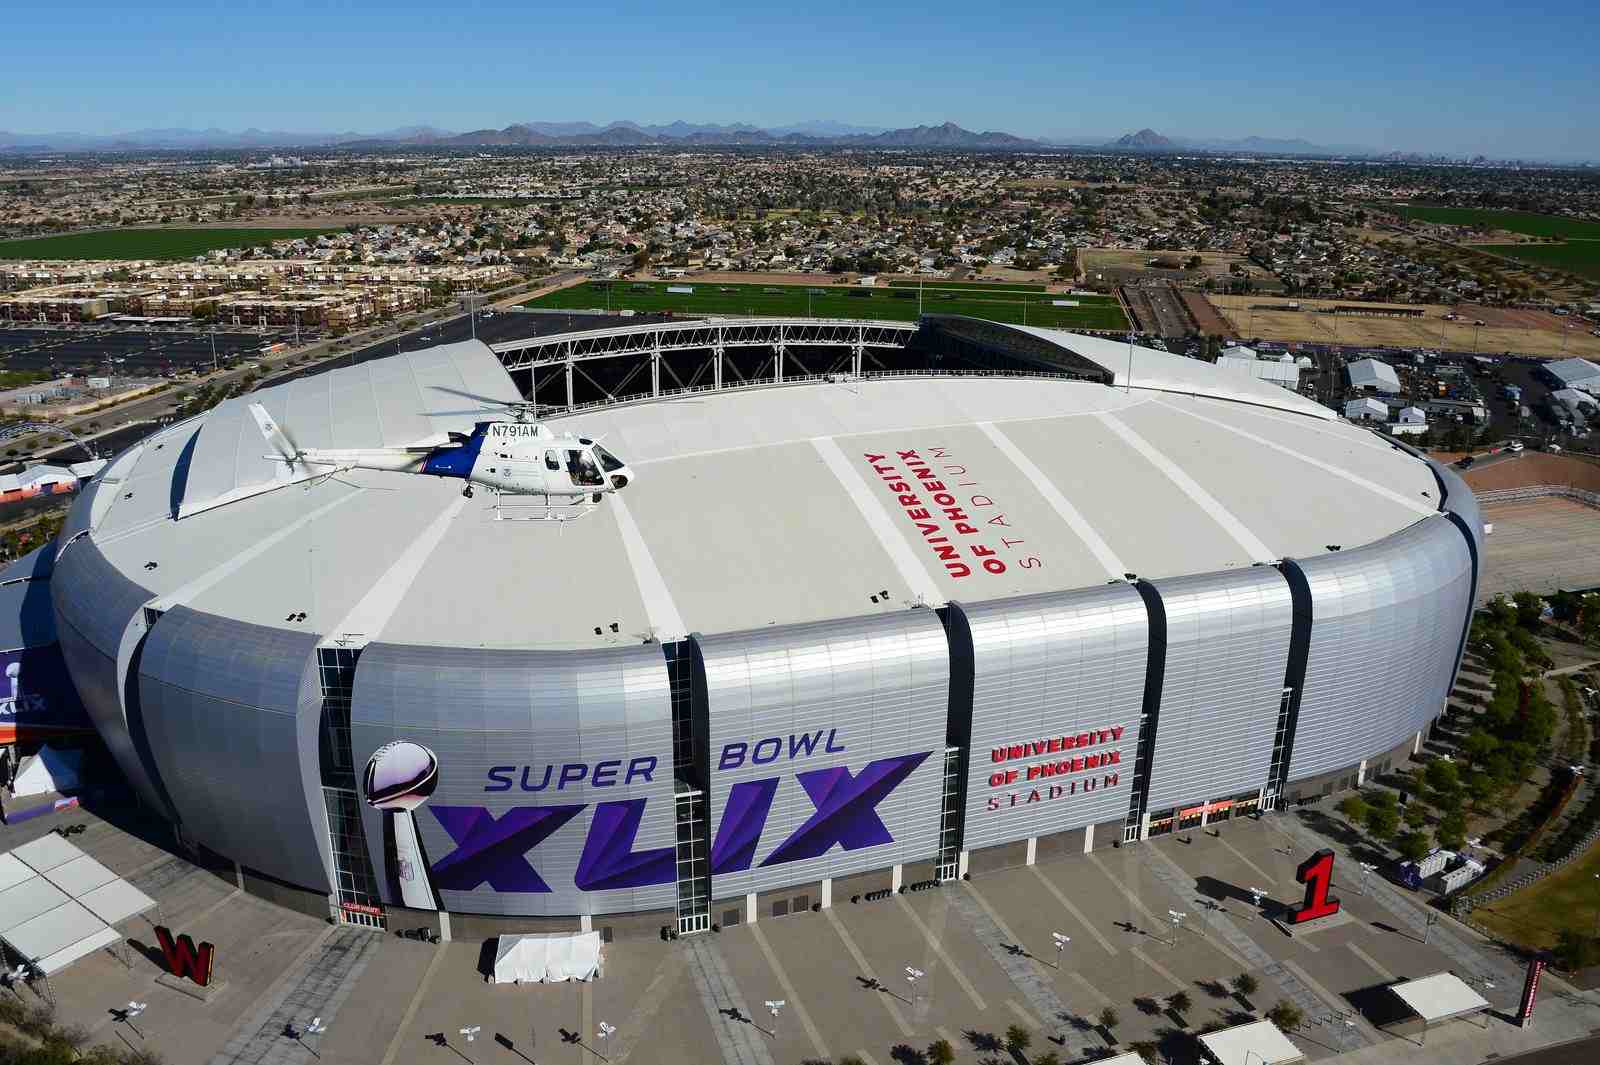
top-left (421, 422), bottom-right (489, 479)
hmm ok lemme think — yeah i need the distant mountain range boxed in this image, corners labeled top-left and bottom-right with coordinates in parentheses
top-left (1094, 128), bottom-right (1369, 155)
top-left (0, 119), bottom-right (1385, 156)
top-left (0, 119), bottom-right (1033, 152)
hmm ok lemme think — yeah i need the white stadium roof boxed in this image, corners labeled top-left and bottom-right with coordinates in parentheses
top-left (77, 332), bottom-right (1442, 650)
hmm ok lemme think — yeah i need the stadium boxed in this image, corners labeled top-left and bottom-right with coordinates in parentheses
top-left (39, 316), bottom-right (1481, 941)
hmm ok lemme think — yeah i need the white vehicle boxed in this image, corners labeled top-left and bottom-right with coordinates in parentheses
top-left (1508, 440), bottom-right (1525, 453)
top-left (250, 398), bottom-right (634, 513)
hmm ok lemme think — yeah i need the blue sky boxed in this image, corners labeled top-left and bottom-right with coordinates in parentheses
top-left (2, 0), bottom-right (1592, 158)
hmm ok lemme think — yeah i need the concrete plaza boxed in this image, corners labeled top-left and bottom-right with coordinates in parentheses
top-left (5, 800), bottom-right (1600, 1065)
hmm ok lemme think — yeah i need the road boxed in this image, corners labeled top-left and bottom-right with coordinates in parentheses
top-left (1495, 1033), bottom-right (1600, 1065)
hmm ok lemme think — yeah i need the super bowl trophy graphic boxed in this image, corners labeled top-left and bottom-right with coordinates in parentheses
top-left (363, 741), bottom-right (440, 911)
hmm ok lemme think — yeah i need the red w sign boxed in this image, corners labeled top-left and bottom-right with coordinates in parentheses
top-left (154, 926), bottom-right (215, 987)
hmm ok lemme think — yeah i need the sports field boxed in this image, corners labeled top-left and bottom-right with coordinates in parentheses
top-left (1477, 241), bottom-right (1600, 281)
top-left (1389, 206), bottom-right (1600, 240)
top-left (0, 227), bottom-right (337, 261)
top-left (523, 280), bottom-right (1127, 331)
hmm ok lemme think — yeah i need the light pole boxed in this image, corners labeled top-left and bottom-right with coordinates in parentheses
top-left (905, 967), bottom-right (925, 999)
top-left (1168, 910), bottom-right (1187, 948)
top-left (459, 1025), bottom-right (480, 1063)
top-left (1359, 862), bottom-right (1377, 896)
top-left (764, 999), bottom-right (784, 1036)
top-left (1249, 887), bottom-right (1265, 916)
top-left (302, 1016), bottom-right (327, 1059)
top-left (1050, 932), bottom-right (1070, 969)
top-left (596, 1021), bottom-right (617, 1060)
top-left (119, 1001), bottom-right (147, 1039)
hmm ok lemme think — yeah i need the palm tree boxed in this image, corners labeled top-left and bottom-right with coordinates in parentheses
top-left (1232, 972), bottom-right (1259, 1006)
top-left (1168, 989), bottom-right (1193, 1019)
top-left (1005, 1024), bottom-right (1032, 1055)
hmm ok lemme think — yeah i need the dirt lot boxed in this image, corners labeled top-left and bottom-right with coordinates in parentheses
top-left (1463, 452), bottom-right (1600, 492)
top-left (1081, 248), bottom-right (1272, 287)
top-left (1207, 293), bottom-right (1600, 358)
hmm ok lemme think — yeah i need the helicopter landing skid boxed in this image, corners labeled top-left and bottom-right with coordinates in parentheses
top-left (489, 495), bottom-right (599, 523)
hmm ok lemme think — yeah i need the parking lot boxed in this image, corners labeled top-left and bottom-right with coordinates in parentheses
top-left (0, 325), bottom-right (292, 377)
top-left (6, 794), bottom-right (1597, 1065)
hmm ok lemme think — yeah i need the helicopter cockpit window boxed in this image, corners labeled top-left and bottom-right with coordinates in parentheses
top-left (567, 449), bottom-right (603, 486)
top-left (595, 445), bottom-right (625, 473)
top-left (544, 450), bottom-right (561, 472)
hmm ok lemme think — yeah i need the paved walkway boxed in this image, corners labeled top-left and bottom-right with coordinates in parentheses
top-left (681, 934), bottom-right (776, 1065)
top-left (208, 926), bottom-right (382, 1065)
top-left (1139, 842), bottom-right (1370, 1052)
top-left (947, 882), bottom-right (1073, 1033)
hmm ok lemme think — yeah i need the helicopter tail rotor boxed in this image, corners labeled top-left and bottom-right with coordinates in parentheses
top-left (250, 403), bottom-right (302, 465)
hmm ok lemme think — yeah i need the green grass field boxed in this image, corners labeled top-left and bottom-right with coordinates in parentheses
top-left (1471, 833), bottom-right (1600, 951)
top-left (1390, 205), bottom-right (1600, 240)
top-left (1477, 242), bottom-right (1600, 281)
top-left (886, 278), bottom-right (1046, 292)
top-left (523, 280), bottom-right (1127, 331)
top-left (0, 227), bottom-right (337, 261)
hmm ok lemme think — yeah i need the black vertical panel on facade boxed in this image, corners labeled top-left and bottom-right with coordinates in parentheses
top-left (1128, 581), bottom-right (1167, 826)
top-left (939, 605), bottom-right (975, 749)
top-left (1276, 560), bottom-right (1315, 795)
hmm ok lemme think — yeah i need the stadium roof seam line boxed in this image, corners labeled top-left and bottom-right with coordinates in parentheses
top-left (810, 435), bottom-right (945, 609)
top-left (1154, 396), bottom-right (1436, 516)
top-left (1091, 411), bottom-right (1275, 563)
top-left (146, 487), bottom-right (366, 613)
top-left (317, 494), bottom-right (470, 649)
top-left (609, 491), bottom-right (688, 643)
top-left (974, 419), bottom-right (1127, 580)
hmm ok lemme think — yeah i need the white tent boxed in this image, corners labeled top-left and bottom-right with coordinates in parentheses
top-left (11, 745), bottom-right (82, 797)
top-left (492, 931), bottom-right (603, 984)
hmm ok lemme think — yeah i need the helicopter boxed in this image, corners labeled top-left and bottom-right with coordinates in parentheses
top-left (248, 398), bottom-right (635, 508)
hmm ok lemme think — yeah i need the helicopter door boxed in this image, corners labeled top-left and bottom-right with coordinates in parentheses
top-left (565, 448), bottom-right (605, 489)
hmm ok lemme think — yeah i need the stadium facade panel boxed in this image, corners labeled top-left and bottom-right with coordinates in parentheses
top-left (701, 612), bottom-right (949, 901)
top-left (46, 328), bottom-right (1482, 933)
top-left (349, 641), bottom-right (679, 917)
top-left (958, 584), bottom-right (1147, 852)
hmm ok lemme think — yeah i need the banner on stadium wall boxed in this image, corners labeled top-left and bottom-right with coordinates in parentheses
top-left (0, 645), bottom-right (93, 745)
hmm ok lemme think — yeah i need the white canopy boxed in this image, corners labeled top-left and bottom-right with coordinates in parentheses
top-left (0, 835), bottom-right (156, 975)
top-left (11, 745), bottom-right (82, 797)
top-left (492, 931), bottom-right (603, 984)
top-left (1197, 1019), bottom-right (1305, 1065)
top-left (1389, 972), bottom-right (1490, 1024)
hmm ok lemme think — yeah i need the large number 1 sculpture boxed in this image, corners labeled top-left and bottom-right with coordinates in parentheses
top-left (1289, 849), bottom-right (1341, 924)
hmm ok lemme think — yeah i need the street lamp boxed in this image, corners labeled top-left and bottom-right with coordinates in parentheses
top-left (120, 1001), bottom-right (147, 1039)
top-left (1051, 932), bottom-right (1070, 968)
top-left (1249, 887), bottom-right (1265, 915)
top-left (1359, 862), bottom-right (1377, 895)
top-left (303, 1016), bottom-right (327, 1058)
top-left (1167, 910), bottom-right (1187, 948)
top-left (763, 999), bottom-right (784, 1034)
top-left (905, 967), bottom-right (925, 998)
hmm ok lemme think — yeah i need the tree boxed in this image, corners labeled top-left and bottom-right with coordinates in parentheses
top-left (1424, 759), bottom-right (1461, 801)
top-left (1005, 1024), bottom-right (1032, 1055)
top-left (1098, 1006), bottom-right (1120, 1033)
top-left (1404, 803), bottom-right (1429, 830)
top-left (1437, 809), bottom-right (1468, 850)
top-left (1168, 989), bottom-right (1193, 1018)
top-left (1338, 794), bottom-right (1368, 824)
top-left (1365, 804), bottom-right (1400, 841)
top-left (1555, 930), bottom-right (1600, 971)
top-left (1397, 831), bottom-right (1431, 862)
top-left (1128, 1041), bottom-right (1162, 1065)
top-left (1513, 591), bottom-right (1543, 629)
top-left (1032, 1053), bottom-right (1062, 1065)
top-left (925, 1039), bottom-right (956, 1065)
top-left (1233, 973), bottom-right (1260, 1001)
top-left (1266, 1000), bottom-right (1304, 1031)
